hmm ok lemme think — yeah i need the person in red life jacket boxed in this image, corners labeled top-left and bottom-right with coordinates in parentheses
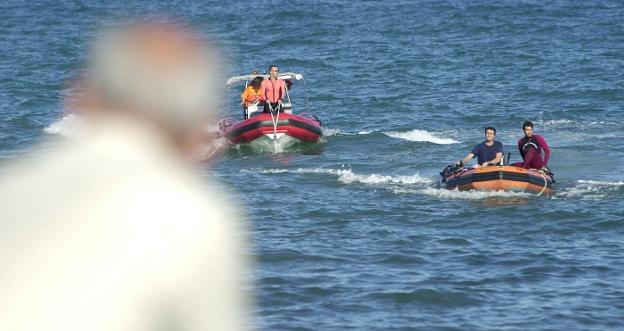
top-left (512, 121), bottom-right (550, 170)
top-left (260, 64), bottom-right (287, 113)
top-left (458, 127), bottom-right (504, 168)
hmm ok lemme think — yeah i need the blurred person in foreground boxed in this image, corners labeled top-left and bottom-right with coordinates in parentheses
top-left (0, 22), bottom-right (249, 331)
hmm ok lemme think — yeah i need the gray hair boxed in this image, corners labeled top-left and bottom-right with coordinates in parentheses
top-left (90, 23), bottom-right (218, 128)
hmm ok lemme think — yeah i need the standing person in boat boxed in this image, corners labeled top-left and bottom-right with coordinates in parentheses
top-left (261, 64), bottom-right (286, 113)
top-left (240, 76), bottom-right (265, 117)
top-left (513, 121), bottom-right (551, 170)
top-left (458, 127), bottom-right (504, 168)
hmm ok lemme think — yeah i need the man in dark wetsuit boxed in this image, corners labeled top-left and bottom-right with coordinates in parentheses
top-left (513, 121), bottom-right (550, 170)
top-left (459, 127), bottom-right (504, 168)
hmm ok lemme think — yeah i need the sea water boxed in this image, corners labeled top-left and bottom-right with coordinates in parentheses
top-left (2, 1), bottom-right (624, 329)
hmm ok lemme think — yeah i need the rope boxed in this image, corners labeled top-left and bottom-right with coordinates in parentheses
top-left (536, 171), bottom-right (548, 196)
top-left (268, 103), bottom-right (280, 139)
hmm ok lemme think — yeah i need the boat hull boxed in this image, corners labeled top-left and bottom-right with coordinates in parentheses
top-left (221, 112), bottom-right (322, 145)
top-left (442, 165), bottom-right (554, 195)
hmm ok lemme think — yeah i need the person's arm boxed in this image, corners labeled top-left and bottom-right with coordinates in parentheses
top-left (536, 135), bottom-right (550, 166)
top-left (461, 152), bottom-right (474, 166)
top-left (483, 152), bottom-right (503, 166)
top-left (461, 143), bottom-right (482, 166)
top-left (240, 88), bottom-right (248, 106)
top-left (485, 142), bottom-right (504, 166)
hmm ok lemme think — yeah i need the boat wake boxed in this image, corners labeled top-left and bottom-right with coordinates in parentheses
top-left (321, 127), bottom-right (372, 137)
top-left (393, 187), bottom-right (534, 200)
top-left (556, 180), bottom-right (624, 200)
top-left (243, 167), bottom-right (540, 201)
top-left (242, 167), bottom-right (432, 186)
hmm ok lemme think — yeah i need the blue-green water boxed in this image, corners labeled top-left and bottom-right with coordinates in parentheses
top-left (2, 1), bottom-right (624, 329)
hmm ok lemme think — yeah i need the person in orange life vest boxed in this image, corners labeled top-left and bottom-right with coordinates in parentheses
top-left (240, 76), bottom-right (264, 108)
top-left (261, 64), bottom-right (287, 113)
top-left (512, 121), bottom-right (551, 170)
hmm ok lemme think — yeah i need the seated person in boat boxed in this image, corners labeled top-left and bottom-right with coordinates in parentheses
top-left (240, 76), bottom-right (264, 108)
top-left (513, 121), bottom-right (551, 170)
top-left (459, 126), bottom-right (504, 168)
top-left (261, 64), bottom-right (286, 113)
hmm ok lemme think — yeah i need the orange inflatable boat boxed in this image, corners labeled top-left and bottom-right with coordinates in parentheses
top-left (440, 165), bottom-right (554, 195)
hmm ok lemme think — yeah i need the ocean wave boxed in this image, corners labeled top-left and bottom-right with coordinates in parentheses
top-left (43, 114), bottom-right (89, 138)
top-left (384, 129), bottom-right (459, 144)
top-left (538, 119), bottom-right (575, 126)
top-left (242, 167), bottom-right (432, 186)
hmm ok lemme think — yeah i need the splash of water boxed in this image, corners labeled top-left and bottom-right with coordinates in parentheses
top-left (43, 114), bottom-right (89, 138)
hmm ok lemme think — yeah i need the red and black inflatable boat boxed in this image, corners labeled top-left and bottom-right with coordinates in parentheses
top-left (440, 165), bottom-right (554, 195)
top-left (220, 71), bottom-right (322, 151)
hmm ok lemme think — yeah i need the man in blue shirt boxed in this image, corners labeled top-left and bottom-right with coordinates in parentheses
top-left (459, 127), bottom-right (504, 168)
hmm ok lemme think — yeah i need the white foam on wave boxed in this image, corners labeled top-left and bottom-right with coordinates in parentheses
top-left (578, 180), bottom-right (624, 186)
top-left (321, 127), bottom-right (341, 136)
top-left (337, 171), bottom-right (431, 185)
top-left (556, 179), bottom-right (624, 200)
top-left (384, 129), bottom-right (459, 144)
top-left (242, 167), bottom-right (432, 186)
top-left (538, 119), bottom-right (575, 126)
top-left (43, 114), bottom-right (89, 138)
top-left (393, 187), bottom-right (533, 200)
top-left (321, 127), bottom-right (373, 136)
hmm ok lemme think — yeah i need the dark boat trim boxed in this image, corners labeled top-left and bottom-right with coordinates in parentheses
top-left (225, 118), bottom-right (322, 140)
top-left (445, 170), bottom-right (552, 188)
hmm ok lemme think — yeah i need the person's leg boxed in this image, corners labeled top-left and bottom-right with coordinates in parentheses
top-left (522, 148), bottom-right (544, 169)
top-left (521, 148), bottom-right (535, 168)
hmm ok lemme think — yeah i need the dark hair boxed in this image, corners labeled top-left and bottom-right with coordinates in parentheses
top-left (484, 126), bottom-right (496, 135)
top-left (250, 76), bottom-right (263, 89)
top-left (523, 121), bottom-right (534, 130)
top-left (268, 64), bottom-right (278, 73)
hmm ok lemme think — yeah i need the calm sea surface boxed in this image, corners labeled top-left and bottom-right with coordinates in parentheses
top-left (2, 1), bottom-right (624, 330)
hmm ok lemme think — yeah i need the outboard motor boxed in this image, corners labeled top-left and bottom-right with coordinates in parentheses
top-left (539, 166), bottom-right (556, 183)
top-left (440, 162), bottom-right (463, 182)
